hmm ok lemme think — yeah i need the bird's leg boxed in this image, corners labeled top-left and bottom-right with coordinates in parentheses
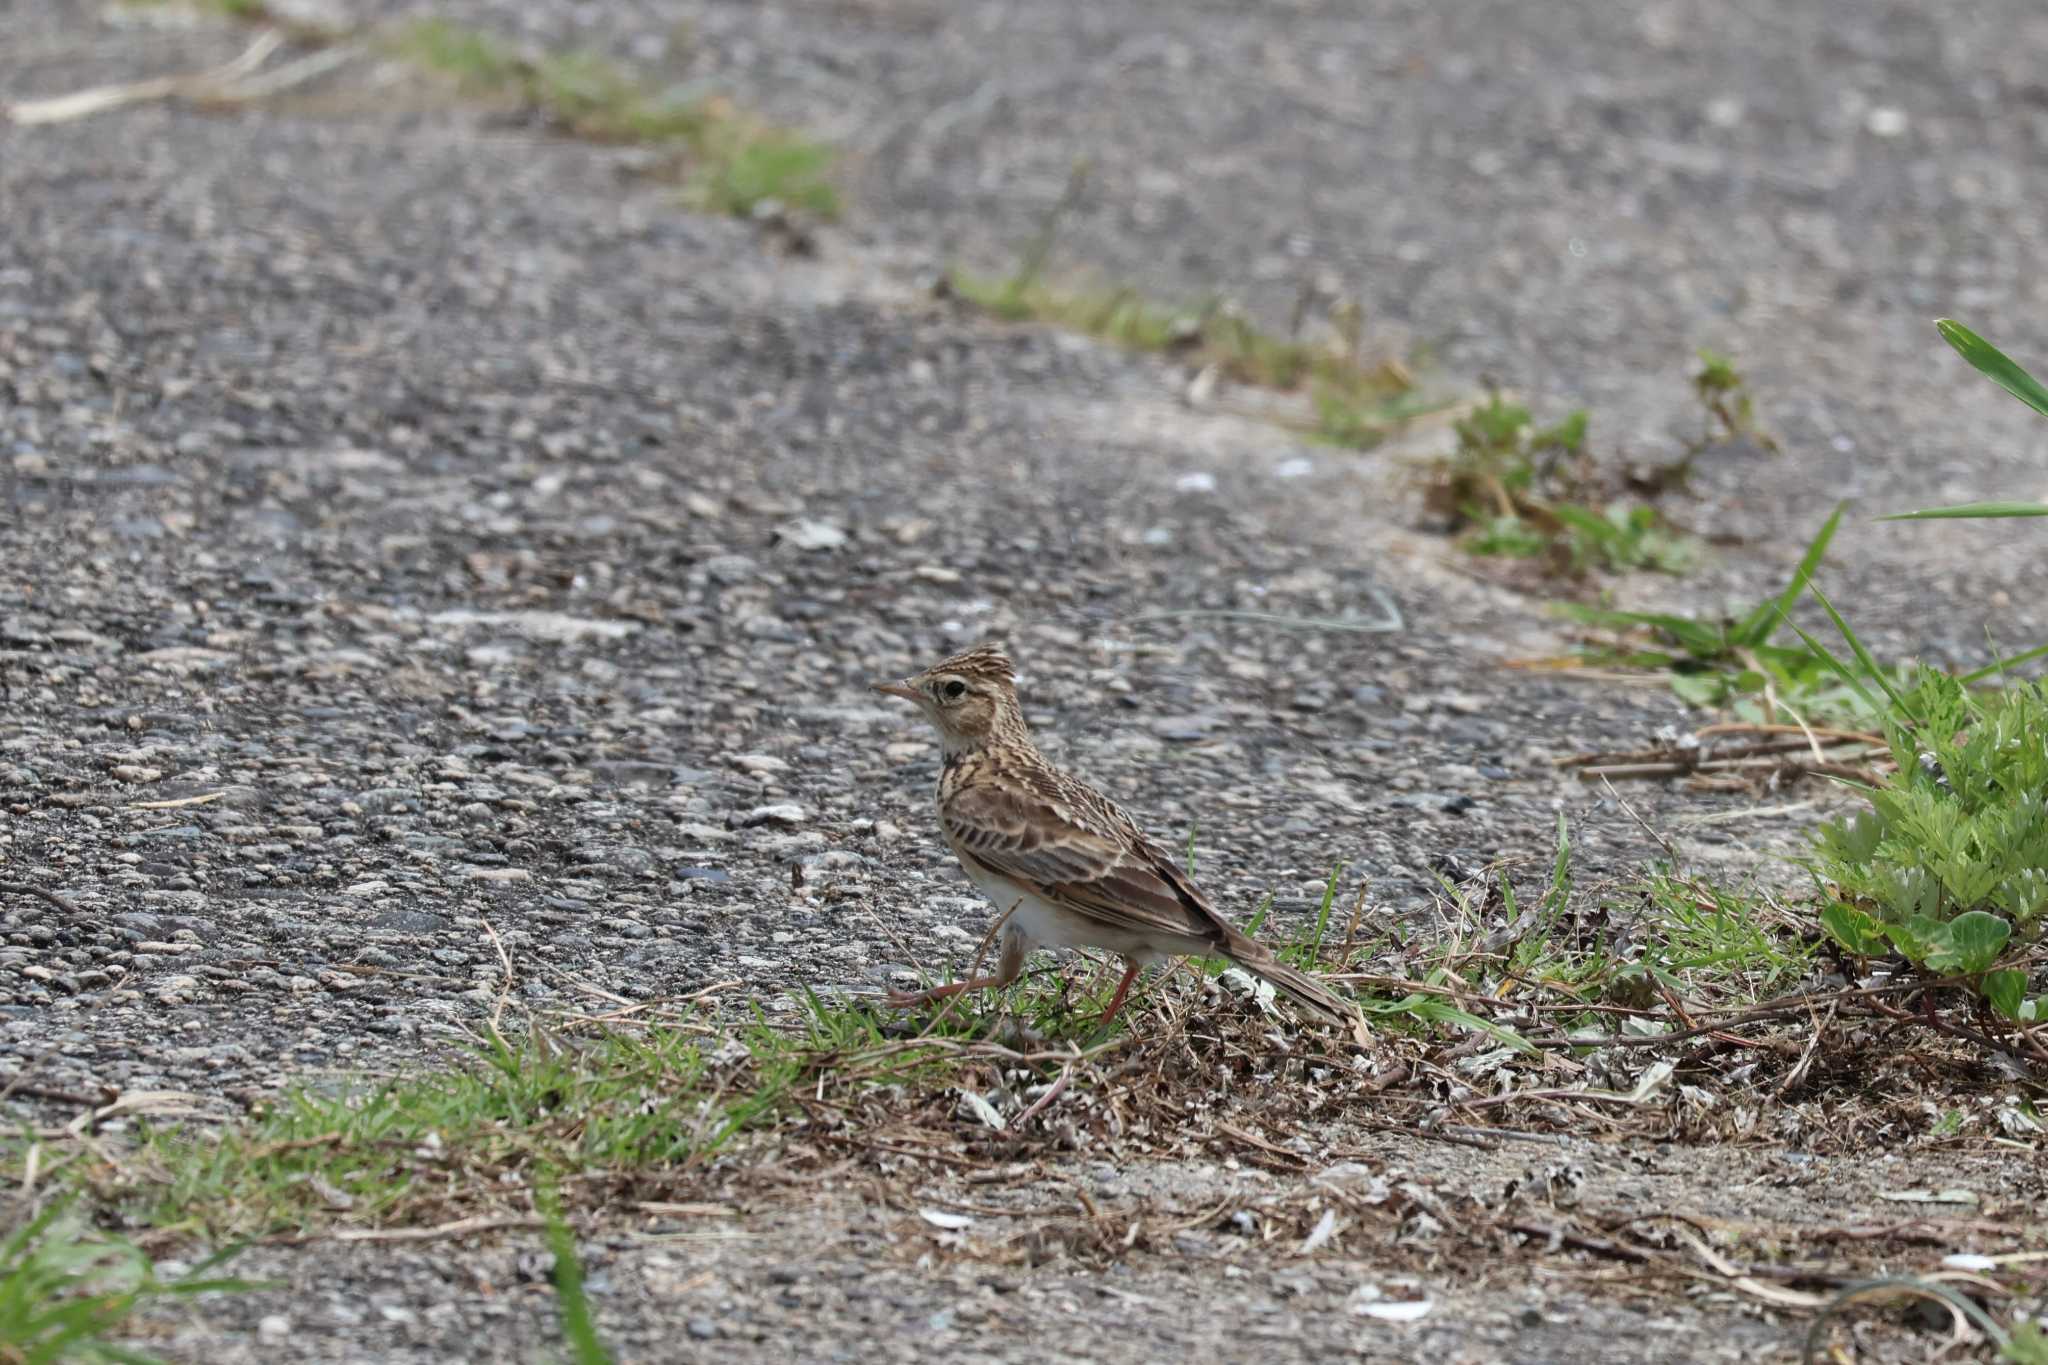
top-left (887, 976), bottom-right (1005, 1007)
top-left (888, 924), bottom-right (1027, 1009)
top-left (1099, 959), bottom-right (1145, 1026)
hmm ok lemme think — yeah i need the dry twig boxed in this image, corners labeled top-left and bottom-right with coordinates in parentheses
top-left (5, 32), bottom-right (361, 127)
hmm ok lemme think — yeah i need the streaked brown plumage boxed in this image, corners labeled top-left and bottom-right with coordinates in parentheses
top-left (872, 644), bottom-right (1368, 1044)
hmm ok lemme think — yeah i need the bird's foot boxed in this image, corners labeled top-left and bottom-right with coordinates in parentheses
top-left (887, 977), bottom-right (1003, 1010)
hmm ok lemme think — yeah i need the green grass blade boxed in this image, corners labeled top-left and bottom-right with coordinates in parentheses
top-left (1359, 992), bottom-right (1536, 1054)
top-left (1553, 602), bottom-right (1705, 635)
top-left (541, 1190), bottom-right (613, 1365)
top-left (1805, 581), bottom-right (1909, 716)
top-left (96, 1350), bottom-right (170, 1365)
top-left (1553, 602), bottom-right (1729, 658)
top-left (1735, 501), bottom-right (1842, 645)
top-left (1548, 503), bottom-right (1610, 537)
top-left (1308, 865), bottom-right (1343, 960)
top-left (1243, 892), bottom-right (1274, 938)
top-left (0, 1195), bottom-right (64, 1264)
top-left (1775, 617), bottom-right (1880, 721)
top-left (1959, 641), bottom-right (2048, 686)
top-left (1936, 318), bottom-right (2048, 419)
top-left (1879, 501), bottom-right (2048, 521)
top-left (1542, 813), bottom-right (1572, 921)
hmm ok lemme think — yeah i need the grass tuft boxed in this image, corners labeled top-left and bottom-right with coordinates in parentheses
top-left (391, 16), bottom-right (530, 94)
top-left (0, 1196), bottom-right (260, 1364)
top-left (96, 1026), bottom-right (732, 1237)
top-left (1556, 503), bottom-right (1895, 723)
top-left (1687, 347), bottom-right (1779, 459)
top-left (947, 162), bottom-right (1414, 446)
top-left (1426, 390), bottom-right (1697, 577)
top-left (685, 120), bottom-right (839, 219)
top-left (388, 19), bottom-right (837, 219)
top-left (948, 271), bottom-right (1417, 447)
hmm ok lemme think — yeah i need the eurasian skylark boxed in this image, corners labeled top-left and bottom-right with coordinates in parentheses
top-left (873, 643), bottom-right (1369, 1045)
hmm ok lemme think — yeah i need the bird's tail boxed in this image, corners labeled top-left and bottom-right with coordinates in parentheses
top-left (1228, 943), bottom-right (1371, 1048)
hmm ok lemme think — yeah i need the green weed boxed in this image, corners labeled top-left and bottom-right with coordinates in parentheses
top-left (684, 122), bottom-right (839, 219)
top-left (1685, 347), bottom-right (1779, 461)
top-left (2006, 1321), bottom-right (2048, 1365)
top-left (0, 1197), bottom-right (259, 1364)
top-left (1357, 974), bottom-right (1536, 1053)
top-left (949, 271), bottom-right (1416, 446)
top-left (22, 999), bottom-right (1075, 1248)
top-left (948, 163), bottom-right (1413, 447)
top-left (1523, 823), bottom-right (1800, 1006)
top-left (1500, 812), bottom-right (1576, 974)
top-left (1798, 317), bottom-right (2048, 1011)
top-left (79, 1019), bottom-right (885, 1239)
top-left (1398, 814), bottom-right (1812, 1052)
top-left (1427, 391), bottom-right (1698, 577)
top-left (1809, 669), bottom-right (2048, 1017)
top-left (1274, 864), bottom-right (1346, 969)
top-left (389, 20), bottom-right (837, 219)
top-left (1556, 503), bottom-right (1893, 723)
top-left (389, 16), bottom-right (526, 92)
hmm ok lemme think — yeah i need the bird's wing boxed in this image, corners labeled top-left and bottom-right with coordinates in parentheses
top-left (942, 776), bottom-right (1236, 949)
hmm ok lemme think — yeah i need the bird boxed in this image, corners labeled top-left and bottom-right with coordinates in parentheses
top-left (871, 643), bottom-right (1369, 1045)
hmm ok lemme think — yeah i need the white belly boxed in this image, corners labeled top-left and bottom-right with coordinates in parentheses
top-left (956, 860), bottom-right (1167, 961)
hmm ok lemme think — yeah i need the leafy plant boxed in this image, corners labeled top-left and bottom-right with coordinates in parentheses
top-left (1794, 317), bottom-right (2048, 1016)
top-left (1433, 392), bottom-right (1588, 512)
top-left (1686, 347), bottom-right (1779, 459)
top-left (1810, 669), bottom-right (2048, 1018)
top-left (685, 122), bottom-right (839, 218)
top-left (1426, 392), bottom-right (1696, 577)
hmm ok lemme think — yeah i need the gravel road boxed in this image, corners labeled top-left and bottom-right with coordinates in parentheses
top-left (3, 3), bottom-right (2044, 1361)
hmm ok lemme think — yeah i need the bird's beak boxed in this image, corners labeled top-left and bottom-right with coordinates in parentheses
top-left (871, 678), bottom-right (921, 703)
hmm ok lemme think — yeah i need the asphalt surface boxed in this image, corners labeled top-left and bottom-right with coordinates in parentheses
top-left (3, 2), bottom-right (2045, 1361)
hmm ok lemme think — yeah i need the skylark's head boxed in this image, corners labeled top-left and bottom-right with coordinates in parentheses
top-left (872, 643), bottom-right (1028, 753)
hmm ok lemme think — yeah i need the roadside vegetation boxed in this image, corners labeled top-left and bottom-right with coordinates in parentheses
top-left (1425, 389), bottom-right (1690, 577)
top-left (390, 18), bottom-right (838, 220)
top-left (948, 164), bottom-right (1424, 450)
top-left (1423, 348), bottom-right (1778, 581)
top-left (0, 1197), bottom-right (257, 1364)
top-left (97, 4), bottom-right (838, 220)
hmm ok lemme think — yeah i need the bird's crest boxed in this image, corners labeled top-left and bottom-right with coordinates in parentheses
top-left (925, 643), bottom-right (1016, 684)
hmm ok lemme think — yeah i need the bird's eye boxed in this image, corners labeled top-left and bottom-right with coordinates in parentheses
top-left (941, 679), bottom-right (967, 701)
